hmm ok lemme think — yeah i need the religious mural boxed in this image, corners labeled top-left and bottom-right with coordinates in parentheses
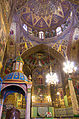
top-left (67, 26), bottom-right (79, 63)
top-left (73, 80), bottom-right (79, 105)
top-left (32, 66), bottom-right (52, 106)
top-left (3, 0), bottom-right (11, 20)
top-left (4, 59), bottom-right (13, 74)
top-left (25, 52), bottom-right (57, 68)
top-left (33, 85), bottom-right (49, 103)
top-left (0, 4), bottom-right (7, 70)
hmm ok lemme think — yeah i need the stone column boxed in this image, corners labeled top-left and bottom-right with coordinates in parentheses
top-left (68, 78), bottom-right (79, 115)
top-left (0, 93), bottom-right (3, 119)
top-left (25, 84), bottom-right (32, 119)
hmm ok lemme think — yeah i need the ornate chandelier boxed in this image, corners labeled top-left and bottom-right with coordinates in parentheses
top-left (46, 66), bottom-right (59, 85)
top-left (63, 60), bottom-right (77, 74)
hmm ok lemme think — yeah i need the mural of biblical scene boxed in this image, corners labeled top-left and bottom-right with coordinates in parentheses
top-left (4, 59), bottom-right (13, 75)
top-left (0, 5), bottom-right (7, 70)
top-left (50, 85), bottom-right (65, 108)
top-left (25, 52), bottom-right (57, 69)
top-left (24, 51), bottom-right (60, 81)
top-left (23, 51), bottom-right (61, 106)
top-left (68, 26), bottom-right (79, 64)
top-left (58, 88), bottom-right (64, 107)
top-left (3, 0), bottom-right (11, 20)
top-left (32, 85), bottom-right (52, 106)
top-left (2, 93), bottom-right (26, 119)
top-left (73, 80), bottom-right (79, 105)
top-left (32, 65), bottom-right (52, 106)
top-left (1, 57), bottom-right (13, 77)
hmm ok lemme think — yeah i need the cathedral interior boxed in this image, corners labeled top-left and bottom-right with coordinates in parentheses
top-left (0, 0), bottom-right (79, 119)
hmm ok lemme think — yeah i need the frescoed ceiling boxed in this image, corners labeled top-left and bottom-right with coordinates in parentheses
top-left (17, 0), bottom-right (71, 31)
top-left (1, 0), bottom-right (79, 77)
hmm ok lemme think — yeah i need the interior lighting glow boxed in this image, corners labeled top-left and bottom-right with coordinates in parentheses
top-left (46, 96), bottom-right (51, 102)
top-left (57, 92), bottom-right (60, 95)
top-left (63, 60), bottom-right (77, 74)
top-left (32, 96), bottom-right (35, 101)
top-left (46, 72), bottom-right (59, 85)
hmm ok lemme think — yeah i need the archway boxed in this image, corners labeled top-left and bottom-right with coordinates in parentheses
top-left (21, 44), bottom-right (69, 118)
top-left (1, 85), bottom-right (26, 119)
top-left (0, 55), bottom-right (32, 119)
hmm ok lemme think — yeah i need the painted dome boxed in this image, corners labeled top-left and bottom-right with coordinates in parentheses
top-left (21, 0), bottom-right (71, 30)
top-left (3, 72), bottom-right (28, 82)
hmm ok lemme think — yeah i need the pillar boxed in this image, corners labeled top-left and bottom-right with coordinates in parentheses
top-left (0, 93), bottom-right (3, 119)
top-left (63, 85), bottom-right (68, 107)
top-left (0, 77), bottom-right (3, 119)
top-left (25, 84), bottom-right (32, 119)
top-left (64, 95), bottom-right (68, 107)
top-left (68, 77), bottom-right (79, 115)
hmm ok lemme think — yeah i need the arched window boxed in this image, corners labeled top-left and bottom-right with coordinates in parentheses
top-left (10, 22), bottom-right (16, 36)
top-left (39, 31), bottom-right (44, 39)
top-left (73, 28), bottom-right (79, 41)
top-left (52, 30), bottom-right (56, 37)
top-left (23, 24), bottom-right (27, 31)
top-left (56, 27), bottom-right (62, 35)
top-left (70, 11), bottom-right (72, 17)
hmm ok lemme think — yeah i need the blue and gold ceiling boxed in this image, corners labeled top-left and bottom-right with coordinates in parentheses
top-left (20, 0), bottom-right (71, 30)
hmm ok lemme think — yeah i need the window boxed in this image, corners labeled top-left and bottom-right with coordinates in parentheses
top-left (23, 24), bottom-right (27, 31)
top-left (56, 27), bottom-right (62, 35)
top-left (70, 11), bottom-right (72, 17)
top-left (13, 63), bottom-right (15, 70)
top-left (73, 28), bottom-right (79, 41)
top-left (20, 62), bottom-right (23, 71)
top-left (39, 31), bottom-right (44, 39)
top-left (16, 62), bottom-right (19, 70)
top-left (52, 30), bottom-right (56, 37)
